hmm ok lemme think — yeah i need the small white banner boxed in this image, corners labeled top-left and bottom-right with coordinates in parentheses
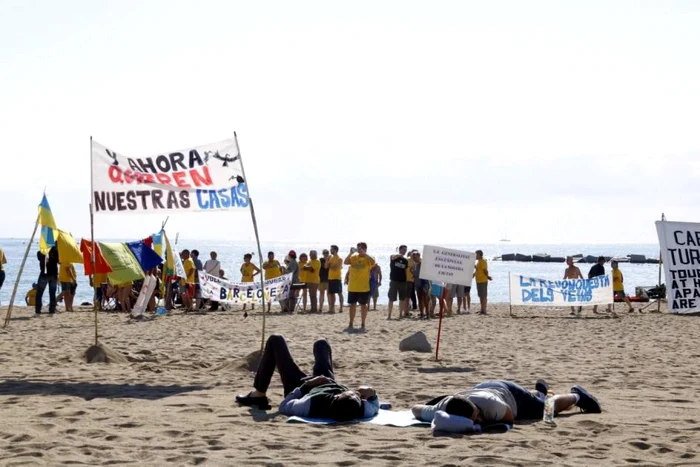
top-left (92, 139), bottom-right (248, 214)
top-left (509, 273), bottom-right (614, 306)
top-left (656, 220), bottom-right (700, 314)
top-left (419, 245), bottom-right (476, 286)
top-left (198, 271), bottom-right (293, 304)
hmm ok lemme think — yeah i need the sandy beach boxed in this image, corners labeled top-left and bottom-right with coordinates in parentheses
top-left (0, 303), bottom-right (698, 466)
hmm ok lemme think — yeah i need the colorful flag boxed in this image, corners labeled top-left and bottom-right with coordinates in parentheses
top-left (80, 239), bottom-right (113, 275)
top-left (126, 240), bottom-right (163, 272)
top-left (99, 242), bottom-right (145, 285)
top-left (56, 230), bottom-right (83, 264)
top-left (38, 194), bottom-right (57, 254)
top-left (151, 230), bottom-right (164, 257)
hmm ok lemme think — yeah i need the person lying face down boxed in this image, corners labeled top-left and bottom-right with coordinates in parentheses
top-left (236, 334), bottom-right (379, 422)
top-left (411, 380), bottom-right (601, 430)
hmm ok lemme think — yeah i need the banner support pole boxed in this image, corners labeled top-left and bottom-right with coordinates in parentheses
top-left (435, 282), bottom-right (444, 361)
top-left (3, 213), bottom-right (41, 328)
top-left (89, 136), bottom-right (99, 345)
top-left (656, 213), bottom-right (666, 313)
top-left (234, 132), bottom-right (267, 353)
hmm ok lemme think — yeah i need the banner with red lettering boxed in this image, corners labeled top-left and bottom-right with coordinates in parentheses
top-left (91, 139), bottom-right (249, 214)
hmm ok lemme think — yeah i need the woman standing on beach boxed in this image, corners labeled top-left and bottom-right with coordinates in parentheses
top-left (241, 253), bottom-right (261, 311)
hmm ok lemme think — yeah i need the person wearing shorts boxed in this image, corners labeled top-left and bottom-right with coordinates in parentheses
top-left (318, 250), bottom-right (330, 312)
top-left (428, 281), bottom-right (444, 319)
top-left (611, 260), bottom-right (635, 313)
top-left (474, 250), bottom-right (492, 315)
top-left (326, 245), bottom-right (344, 313)
top-left (387, 245), bottom-right (409, 319)
top-left (344, 242), bottom-right (375, 330)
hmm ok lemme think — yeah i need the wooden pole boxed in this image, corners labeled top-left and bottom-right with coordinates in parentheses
top-left (657, 213), bottom-right (666, 313)
top-left (435, 285), bottom-right (444, 362)
top-left (234, 132), bottom-right (267, 353)
top-left (89, 136), bottom-right (99, 345)
top-left (508, 272), bottom-right (513, 317)
top-left (3, 214), bottom-right (41, 328)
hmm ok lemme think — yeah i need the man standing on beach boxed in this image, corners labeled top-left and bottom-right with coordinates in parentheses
top-left (345, 242), bottom-right (375, 330)
top-left (35, 246), bottom-right (59, 316)
top-left (564, 256), bottom-right (584, 315)
top-left (180, 249), bottom-right (196, 312)
top-left (191, 249), bottom-right (203, 310)
top-left (263, 252), bottom-right (282, 312)
top-left (204, 251), bottom-right (221, 277)
top-left (0, 247), bottom-right (6, 298)
top-left (474, 250), bottom-right (492, 315)
top-left (407, 250), bottom-right (418, 311)
top-left (611, 260), bottom-right (635, 313)
top-left (326, 245), bottom-right (344, 313)
top-left (588, 256), bottom-right (611, 314)
top-left (387, 245), bottom-right (408, 319)
top-left (305, 250), bottom-right (321, 313)
top-left (318, 250), bottom-right (330, 312)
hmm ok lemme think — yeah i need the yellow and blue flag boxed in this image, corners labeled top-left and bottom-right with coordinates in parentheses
top-left (38, 194), bottom-right (57, 254)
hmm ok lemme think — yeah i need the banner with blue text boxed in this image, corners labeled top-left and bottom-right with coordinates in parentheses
top-left (198, 272), bottom-right (292, 305)
top-left (91, 139), bottom-right (248, 214)
top-left (509, 273), bottom-right (613, 306)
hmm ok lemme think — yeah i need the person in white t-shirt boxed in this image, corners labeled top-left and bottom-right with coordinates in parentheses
top-left (204, 251), bottom-right (221, 277)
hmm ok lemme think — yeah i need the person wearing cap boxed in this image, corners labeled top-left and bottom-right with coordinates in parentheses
top-left (344, 242), bottom-right (376, 330)
top-left (236, 334), bottom-right (379, 421)
top-left (411, 379), bottom-right (601, 432)
top-left (588, 256), bottom-right (611, 314)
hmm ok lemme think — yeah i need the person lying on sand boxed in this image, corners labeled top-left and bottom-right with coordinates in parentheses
top-left (236, 334), bottom-right (379, 421)
top-left (411, 380), bottom-right (600, 428)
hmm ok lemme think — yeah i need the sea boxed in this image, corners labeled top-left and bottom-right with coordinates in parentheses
top-left (0, 239), bottom-right (663, 307)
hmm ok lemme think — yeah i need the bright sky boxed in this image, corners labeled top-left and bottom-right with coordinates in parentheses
top-left (1, 0), bottom-right (699, 245)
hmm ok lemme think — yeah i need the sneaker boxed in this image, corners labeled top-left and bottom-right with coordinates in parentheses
top-left (535, 379), bottom-right (549, 395)
top-left (571, 385), bottom-right (602, 413)
top-left (236, 392), bottom-right (271, 410)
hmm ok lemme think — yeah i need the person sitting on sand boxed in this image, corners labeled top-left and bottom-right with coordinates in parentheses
top-left (25, 283), bottom-right (38, 306)
top-left (236, 334), bottom-right (380, 421)
top-left (564, 256), bottom-right (584, 315)
top-left (411, 380), bottom-right (600, 429)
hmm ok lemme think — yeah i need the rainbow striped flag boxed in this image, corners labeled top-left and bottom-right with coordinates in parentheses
top-left (38, 194), bottom-right (57, 254)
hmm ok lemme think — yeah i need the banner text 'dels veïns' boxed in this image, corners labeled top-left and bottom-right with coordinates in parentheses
top-left (91, 139), bottom-right (249, 214)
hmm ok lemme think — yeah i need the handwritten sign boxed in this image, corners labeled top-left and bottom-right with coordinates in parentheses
top-left (509, 273), bottom-right (613, 306)
top-left (419, 245), bottom-right (476, 286)
top-left (656, 220), bottom-right (700, 314)
top-left (198, 272), bottom-right (292, 305)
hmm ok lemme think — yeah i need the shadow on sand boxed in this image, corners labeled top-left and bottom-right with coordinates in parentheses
top-left (0, 380), bottom-right (209, 401)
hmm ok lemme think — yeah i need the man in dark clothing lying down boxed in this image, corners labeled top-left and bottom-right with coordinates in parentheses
top-left (236, 334), bottom-right (379, 421)
top-left (412, 379), bottom-right (600, 430)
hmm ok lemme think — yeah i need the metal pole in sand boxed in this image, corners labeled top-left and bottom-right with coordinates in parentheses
top-left (435, 283), bottom-right (444, 361)
top-left (657, 213), bottom-right (666, 313)
top-left (3, 214), bottom-right (41, 328)
top-left (89, 136), bottom-right (99, 345)
top-left (508, 272), bottom-right (513, 317)
top-left (234, 132), bottom-right (268, 353)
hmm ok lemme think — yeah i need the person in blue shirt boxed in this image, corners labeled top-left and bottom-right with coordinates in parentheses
top-left (236, 334), bottom-right (379, 421)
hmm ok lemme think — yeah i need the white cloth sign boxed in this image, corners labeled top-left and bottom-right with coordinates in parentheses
top-left (656, 220), bottom-right (700, 314)
top-left (198, 272), bottom-right (292, 304)
top-left (91, 139), bottom-right (248, 214)
top-left (132, 275), bottom-right (157, 317)
top-left (419, 245), bottom-right (476, 286)
top-left (509, 273), bottom-right (613, 306)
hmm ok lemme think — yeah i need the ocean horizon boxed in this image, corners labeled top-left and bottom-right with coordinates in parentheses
top-left (0, 239), bottom-right (662, 308)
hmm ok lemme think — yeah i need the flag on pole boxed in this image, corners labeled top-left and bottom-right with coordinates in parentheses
top-left (151, 230), bottom-right (164, 257)
top-left (38, 194), bottom-right (57, 254)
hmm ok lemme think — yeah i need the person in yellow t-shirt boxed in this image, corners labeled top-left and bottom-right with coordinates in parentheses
top-left (180, 249), bottom-right (196, 312)
top-left (25, 283), bottom-right (38, 306)
top-left (303, 250), bottom-right (322, 313)
top-left (298, 253), bottom-right (311, 311)
top-left (473, 250), bottom-right (492, 315)
top-left (611, 260), bottom-right (635, 313)
top-left (240, 253), bottom-right (261, 311)
top-left (326, 245), bottom-right (344, 313)
top-left (262, 251), bottom-right (282, 312)
top-left (58, 262), bottom-right (77, 311)
top-left (344, 242), bottom-right (376, 330)
top-left (406, 254), bottom-right (417, 312)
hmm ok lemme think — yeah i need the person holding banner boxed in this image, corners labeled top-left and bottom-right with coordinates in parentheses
top-left (611, 261), bottom-right (635, 313)
top-left (564, 257), bottom-right (584, 315)
top-left (474, 250), bottom-right (492, 315)
top-left (241, 253), bottom-right (261, 312)
top-left (344, 243), bottom-right (376, 331)
top-left (588, 256), bottom-right (611, 314)
top-left (263, 252), bottom-right (282, 312)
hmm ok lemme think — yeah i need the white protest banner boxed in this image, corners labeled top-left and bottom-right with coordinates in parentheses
top-left (656, 220), bottom-right (700, 314)
top-left (198, 272), bottom-right (292, 305)
top-left (419, 245), bottom-right (476, 286)
top-left (91, 139), bottom-right (249, 214)
top-left (509, 273), bottom-right (613, 306)
top-left (131, 275), bottom-right (157, 317)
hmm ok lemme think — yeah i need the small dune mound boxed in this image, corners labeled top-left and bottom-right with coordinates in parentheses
top-left (84, 343), bottom-right (129, 364)
top-left (213, 350), bottom-right (262, 373)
